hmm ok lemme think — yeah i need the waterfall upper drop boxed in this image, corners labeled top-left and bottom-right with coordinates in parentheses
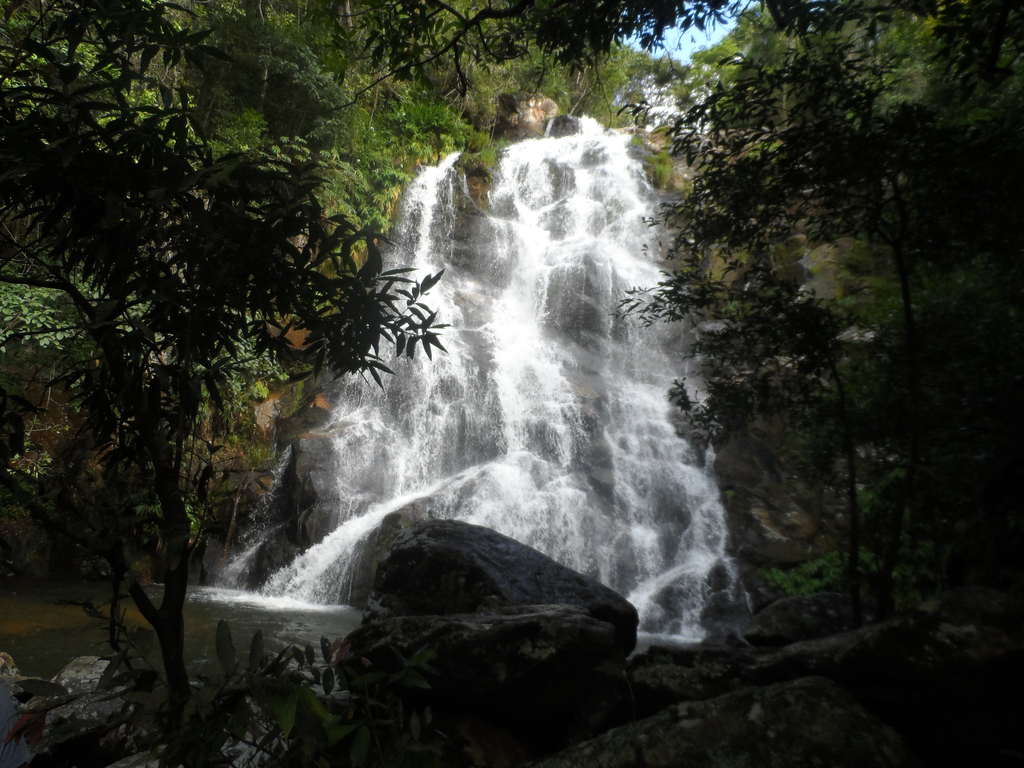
top-left (257, 117), bottom-right (743, 639)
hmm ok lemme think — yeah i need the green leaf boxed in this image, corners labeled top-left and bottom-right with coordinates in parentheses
top-left (326, 720), bottom-right (361, 747)
top-left (216, 620), bottom-right (237, 677)
top-left (269, 689), bottom-right (299, 738)
top-left (249, 630), bottom-right (264, 671)
top-left (350, 726), bottom-right (371, 766)
top-left (400, 669), bottom-right (431, 690)
top-left (421, 269), bottom-right (444, 293)
top-left (322, 667), bottom-right (335, 695)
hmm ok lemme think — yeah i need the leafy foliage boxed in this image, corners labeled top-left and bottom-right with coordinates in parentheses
top-left (0, 0), bottom-right (448, 711)
top-left (95, 617), bottom-right (446, 767)
top-left (625, 1), bottom-right (1024, 613)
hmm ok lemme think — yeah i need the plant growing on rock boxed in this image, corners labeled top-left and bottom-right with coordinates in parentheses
top-left (128, 621), bottom-right (444, 767)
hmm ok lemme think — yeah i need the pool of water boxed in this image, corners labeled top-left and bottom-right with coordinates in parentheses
top-left (0, 579), bottom-right (362, 679)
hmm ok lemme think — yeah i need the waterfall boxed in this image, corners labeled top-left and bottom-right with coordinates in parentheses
top-left (218, 445), bottom-right (292, 588)
top-left (259, 118), bottom-right (743, 639)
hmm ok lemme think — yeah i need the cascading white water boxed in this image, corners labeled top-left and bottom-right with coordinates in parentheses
top-left (218, 446), bottom-right (293, 589)
top-left (258, 118), bottom-right (742, 639)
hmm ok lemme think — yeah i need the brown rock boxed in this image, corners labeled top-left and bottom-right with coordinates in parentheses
top-left (495, 94), bottom-right (559, 140)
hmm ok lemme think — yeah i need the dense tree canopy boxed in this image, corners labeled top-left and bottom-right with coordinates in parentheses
top-left (0, 0), bottom-right (446, 712)
top-left (2, 0), bottom-right (1023, 758)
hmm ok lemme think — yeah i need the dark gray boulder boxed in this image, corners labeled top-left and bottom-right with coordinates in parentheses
top-left (744, 591), bottom-right (857, 646)
top-left (629, 589), bottom-right (1024, 768)
top-left (51, 656), bottom-right (110, 696)
top-left (627, 644), bottom-right (762, 719)
top-left (345, 502), bottom-right (430, 608)
top-left (7, 656), bottom-right (134, 767)
top-left (546, 115), bottom-right (581, 138)
top-left (345, 604), bottom-right (629, 748)
top-left (366, 519), bottom-right (639, 653)
top-left (528, 676), bottom-right (915, 768)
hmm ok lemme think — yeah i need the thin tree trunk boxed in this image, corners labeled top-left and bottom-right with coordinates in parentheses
top-left (879, 182), bottom-right (920, 618)
top-left (831, 361), bottom-right (863, 625)
top-left (120, 431), bottom-right (195, 725)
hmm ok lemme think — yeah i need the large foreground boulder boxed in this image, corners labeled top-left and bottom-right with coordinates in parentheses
top-left (627, 587), bottom-right (1024, 767)
top-left (366, 519), bottom-right (639, 654)
top-left (529, 676), bottom-right (914, 768)
top-left (5, 656), bottom-right (134, 767)
top-left (345, 604), bottom-right (629, 746)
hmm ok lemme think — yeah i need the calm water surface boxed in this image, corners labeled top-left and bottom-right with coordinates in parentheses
top-left (0, 579), bottom-right (361, 679)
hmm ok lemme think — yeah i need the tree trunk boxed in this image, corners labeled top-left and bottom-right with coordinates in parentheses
top-left (832, 362), bottom-right (863, 625)
top-left (878, 198), bottom-right (920, 617)
top-left (133, 438), bottom-right (196, 724)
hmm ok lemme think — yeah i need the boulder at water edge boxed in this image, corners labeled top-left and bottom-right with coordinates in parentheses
top-left (365, 519), bottom-right (639, 654)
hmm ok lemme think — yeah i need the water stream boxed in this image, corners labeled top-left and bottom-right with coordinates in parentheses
top-left (241, 118), bottom-right (743, 639)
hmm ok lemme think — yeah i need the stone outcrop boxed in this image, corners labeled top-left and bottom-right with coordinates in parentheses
top-left (546, 115), bottom-right (580, 138)
top-left (365, 519), bottom-right (639, 654)
top-left (529, 676), bottom-right (914, 768)
top-left (494, 94), bottom-right (559, 140)
top-left (51, 656), bottom-right (110, 696)
top-left (347, 520), bottom-right (640, 756)
top-left (714, 423), bottom-right (841, 576)
top-left (625, 587), bottom-right (1024, 768)
top-left (5, 655), bottom-right (134, 767)
top-left (743, 591), bottom-right (858, 646)
top-left (345, 605), bottom-right (629, 745)
top-left (241, 383), bottom-right (346, 588)
top-left (710, 420), bottom-right (846, 610)
top-left (344, 501), bottom-right (430, 608)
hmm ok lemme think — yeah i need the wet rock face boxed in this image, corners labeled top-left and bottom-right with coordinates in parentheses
top-left (344, 502), bottom-right (430, 608)
top-left (744, 592), bottom-right (858, 646)
top-left (714, 426), bottom-right (840, 571)
top-left (711, 421), bottom-right (846, 611)
top-left (277, 395), bottom-right (343, 544)
top-left (366, 519), bottom-right (639, 654)
top-left (242, 388), bottom-right (346, 589)
top-left (546, 115), bottom-right (581, 138)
